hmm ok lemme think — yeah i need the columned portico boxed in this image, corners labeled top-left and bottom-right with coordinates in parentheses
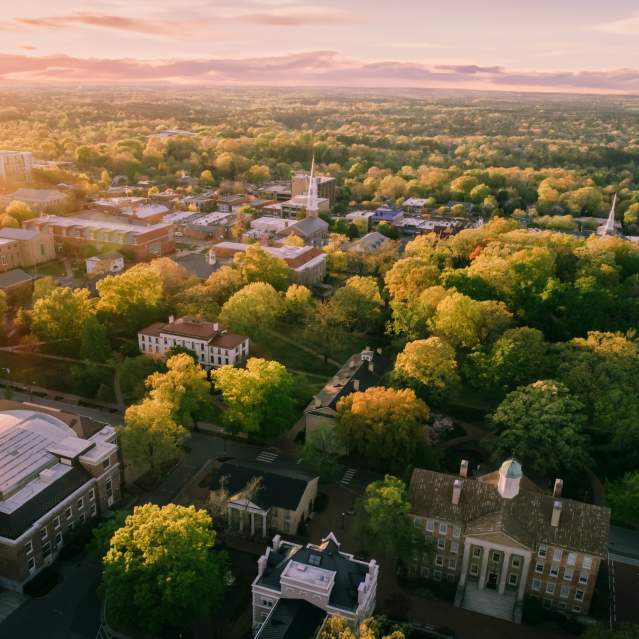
top-left (498, 551), bottom-right (511, 594)
top-left (228, 503), bottom-right (268, 536)
top-left (478, 545), bottom-right (490, 590)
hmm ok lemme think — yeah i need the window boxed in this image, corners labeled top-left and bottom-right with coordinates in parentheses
top-left (491, 551), bottom-right (501, 562)
top-left (538, 544), bottom-right (547, 558)
top-left (79, 513), bottom-right (86, 524)
top-left (553, 548), bottom-right (563, 562)
top-left (470, 564), bottom-right (479, 576)
top-left (452, 526), bottom-right (461, 538)
top-left (437, 538), bottom-right (446, 550)
top-left (532, 579), bottom-right (541, 592)
top-left (40, 527), bottom-right (47, 540)
top-left (435, 555), bottom-right (444, 567)
top-left (439, 522), bottom-right (448, 535)
top-left (451, 542), bottom-right (459, 555)
top-left (575, 590), bottom-right (585, 602)
top-left (65, 506), bottom-right (72, 521)
top-left (25, 540), bottom-right (33, 555)
top-left (89, 488), bottom-right (95, 501)
top-left (472, 547), bottom-right (481, 558)
top-left (261, 599), bottom-right (273, 608)
top-left (448, 557), bottom-right (457, 570)
top-left (578, 573), bottom-right (588, 585)
top-left (559, 602), bottom-right (567, 610)
top-left (53, 516), bottom-right (61, 530)
top-left (567, 552), bottom-right (577, 566)
top-left (90, 503), bottom-right (97, 516)
top-left (42, 542), bottom-right (51, 557)
top-left (77, 497), bottom-right (84, 510)
top-left (512, 557), bottom-right (521, 569)
top-left (564, 568), bottom-right (574, 581)
top-left (55, 532), bottom-right (62, 546)
top-left (546, 582), bottom-right (556, 595)
top-left (535, 563), bottom-right (545, 574)
top-left (106, 479), bottom-right (113, 498)
top-left (27, 557), bottom-right (35, 572)
top-left (543, 599), bottom-right (552, 610)
top-left (572, 605), bottom-right (582, 613)
top-left (433, 570), bottom-right (442, 581)
top-left (560, 585), bottom-right (570, 599)
top-left (420, 566), bottom-right (430, 578)
top-left (550, 565), bottom-right (559, 578)
top-left (508, 573), bottom-right (518, 586)
top-left (582, 556), bottom-right (593, 570)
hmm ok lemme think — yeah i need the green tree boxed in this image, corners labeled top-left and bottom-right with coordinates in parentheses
top-left (80, 317), bottom-right (111, 362)
top-left (219, 282), bottom-right (283, 339)
top-left (119, 398), bottom-right (189, 480)
top-left (5, 200), bottom-right (35, 223)
top-left (394, 337), bottom-right (460, 404)
top-left (582, 625), bottom-right (639, 639)
top-left (606, 472), bottom-right (639, 529)
top-left (206, 265), bottom-right (244, 306)
top-left (88, 511), bottom-right (128, 560)
top-left (102, 504), bottom-right (226, 635)
top-left (336, 387), bottom-right (430, 474)
top-left (300, 424), bottom-right (343, 481)
top-left (490, 380), bottom-right (589, 476)
top-left (284, 284), bottom-right (314, 321)
top-left (146, 354), bottom-right (211, 428)
top-left (331, 275), bottom-right (384, 332)
top-left (32, 276), bottom-right (57, 303)
top-left (212, 357), bottom-right (295, 439)
top-left (31, 287), bottom-right (96, 344)
top-left (0, 214), bottom-right (19, 228)
top-left (117, 356), bottom-right (163, 403)
top-left (234, 245), bottom-right (290, 290)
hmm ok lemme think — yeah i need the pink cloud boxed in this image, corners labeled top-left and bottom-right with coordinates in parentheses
top-left (1, 51), bottom-right (638, 95)
top-left (237, 9), bottom-right (355, 26)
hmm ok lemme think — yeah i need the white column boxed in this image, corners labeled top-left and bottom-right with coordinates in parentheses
top-left (478, 544), bottom-right (490, 590)
top-left (498, 551), bottom-right (512, 594)
top-left (262, 512), bottom-right (267, 537)
top-left (459, 541), bottom-right (471, 586)
top-left (239, 510), bottom-right (244, 533)
top-left (517, 554), bottom-right (531, 602)
top-left (250, 512), bottom-right (255, 535)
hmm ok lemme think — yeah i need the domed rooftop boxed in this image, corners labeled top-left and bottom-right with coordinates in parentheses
top-left (499, 458), bottom-right (523, 479)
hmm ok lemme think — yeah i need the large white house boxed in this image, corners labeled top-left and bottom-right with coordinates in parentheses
top-left (252, 533), bottom-right (378, 636)
top-left (137, 316), bottom-right (249, 369)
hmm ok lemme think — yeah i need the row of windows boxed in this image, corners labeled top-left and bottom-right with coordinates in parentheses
top-left (538, 545), bottom-right (592, 570)
top-left (534, 561), bottom-right (589, 584)
top-left (424, 519), bottom-right (461, 538)
top-left (536, 597), bottom-right (582, 614)
top-left (531, 579), bottom-right (586, 602)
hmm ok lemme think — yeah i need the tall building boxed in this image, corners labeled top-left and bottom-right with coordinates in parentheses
top-left (252, 533), bottom-right (378, 635)
top-left (0, 401), bottom-right (121, 591)
top-left (0, 152), bottom-right (32, 187)
top-left (292, 165), bottom-right (336, 207)
top-left (408, 459), bottom-right (610, 623)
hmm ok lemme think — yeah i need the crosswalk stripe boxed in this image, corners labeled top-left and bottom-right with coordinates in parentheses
top-left (256, 451), bottom-right (279, 463)
top-left (340, 468), bottom-right (357, 484)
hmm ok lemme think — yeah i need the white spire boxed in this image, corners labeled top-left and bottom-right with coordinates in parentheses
top-left (604, 193), bottom-right (617, 234)
top-left (306, 154), bottom-right (319, 215)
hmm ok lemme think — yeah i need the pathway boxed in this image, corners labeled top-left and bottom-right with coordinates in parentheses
top-left (0, 345), bottom-right (114, 368)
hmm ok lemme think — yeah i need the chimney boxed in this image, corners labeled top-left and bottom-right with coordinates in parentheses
top-left (553, 479), bottom-right (563, 498)
top-left (168, 315), bottom-right (175, 324)
top-left (257, 553), bottom-right (268, 577)
top-left (272, 534), bottom-right (282, 552)
top-left (459, 459), bottom-right (469, 478)
top-left (551, 500), bottom-right (562, 527)
top-left (452, 479), bottom-right (462, 505)
top-left (353, 379), bottom-right (360, 391)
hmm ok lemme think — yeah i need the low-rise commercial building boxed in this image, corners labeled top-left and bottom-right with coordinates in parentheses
top-left (24, 215), bottom-right (175, 259)
top-left (0, 228), bottom-right (56, 267)
top-left (408, 459), bottom-right (610, 623)
top-left (138, 316), bottom-right (249, 369)
top-left (252, 533), bottom-right (378, 633)
top-left (0, 188), bottom-right (67, 213)
top-left (210, 242), bottom-right (327, 285)
top-left (210, 461), bottom-right (318, 537)
top-left (402, 197), bottom-right (429, 215)
top-left (0, 401), bottom-right (121, 591)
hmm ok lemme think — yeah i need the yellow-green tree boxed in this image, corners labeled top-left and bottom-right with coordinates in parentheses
top-left (219, 282), bottom-right (283, 339)
top-left (233, 245), bottom-right (290, 290)
top-left (31, 287), bottom-right (96, 344)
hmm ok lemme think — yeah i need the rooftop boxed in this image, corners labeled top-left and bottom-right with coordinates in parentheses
top-left (290, 217), bottom-right (329, 236)
top-left (254, 599), bottom-right (326, 639)
top-left (0, 228), bottom-right (39, 241)
top-left (140, 316), bottom-right (247, 348)
top-left (27, 215), bottom-right (172, 235)
top-left (0, 268), bottom-right (33, 289)
top-left (4, 188), bottom-right (65, 203)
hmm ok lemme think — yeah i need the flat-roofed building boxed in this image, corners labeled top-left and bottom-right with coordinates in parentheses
top-left (0, 188), bottom-right (67, 213)
top-left (0, 401), bottom-right (121, 591)
top-left (280, 195), bottom-right (330, 219)
top-left (254, 181), bottom-right (292, 202)
top-left (138, 316), bottom-right (249, 369)
top-left (184, 211), bottom-right (232, 240)
top-left (346, 210), bottom-right (376, 233)
top-left (252, 533), bottom-right (378, 633)
top-left (210, 241), bottom-right (327, 286)
top-left (0, 151), bottom-right (32, 187)
top-left (24, 215), bottom-right (175, 259)
top-left (292, 173), bottom-right (336, 206)
top-left (402, 197), bottom-right (429, 215)
top-left (85, 251), bottom-right (125, 275)
top-left (0, 228), bottom-right (56, 267)
top-left (0, 239), bottom-right (21, 272)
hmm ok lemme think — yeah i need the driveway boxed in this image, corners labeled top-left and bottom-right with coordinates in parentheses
top-left (0, 557), bottom-right (102, 639)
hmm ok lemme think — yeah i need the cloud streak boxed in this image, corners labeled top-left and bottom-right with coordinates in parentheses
top-left (590, 13), bottom-right (639, 35)
top-left (1, 51), bottom-right (639, 94)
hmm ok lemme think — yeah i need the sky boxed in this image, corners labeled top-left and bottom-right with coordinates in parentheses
top-left (1, 0), bottom-right (639, 94)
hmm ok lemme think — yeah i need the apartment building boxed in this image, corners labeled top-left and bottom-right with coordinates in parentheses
top-left (0, 188), bottom-right (67, 213)
top-left (292, 173), bottom-right (337, 206)
top-left (408, 459), bottom-right (610, 623)
top-left (0, 151), bottom-right (32, 187)
top-left (0, 228), bottom-right (56, 267)
top-left (0, 401), bottom-right (121, 591)
top-left (252, 533), bottom-right (378, 634)
top-left (210, 242), bottom-right (327, 286)
top-left (138, 316), bottom-right (249, 369)
top-left (24, 215), bottom-right (175, 259)
top-left (0, 239), bottom-right (21, 273)
top-left (210, 460), bottom-right (318, 537)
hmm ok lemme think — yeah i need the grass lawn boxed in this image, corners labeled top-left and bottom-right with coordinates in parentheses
top-left (24, 258), bottom-right (67, 277)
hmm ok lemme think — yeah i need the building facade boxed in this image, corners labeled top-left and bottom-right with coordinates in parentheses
top-left (138, 316), bottom-right (249, 369)
top-left (408, 460), bottom-right (610, 623)
top-left (0, 152), bottom-right (32, 187)
top-left (292, 173), bottom-right (336, 206)
top-left (0, 188), bottom-right (66, 213)
top-left (252, 533), bottom-right (378, 632)
top-left (0, 401), bottom-right (121, 591)
top-left (0, 228), bottom-right (56, 267)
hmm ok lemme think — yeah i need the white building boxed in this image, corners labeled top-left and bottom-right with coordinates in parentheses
top-left (85, 251), bottom-right (125, 275)
top-left (252, 533), bottom-right (378, 634)
top-left (138, 316), bottom-right (249, 369)
top-left (0, 151), bottom-right (32, 186)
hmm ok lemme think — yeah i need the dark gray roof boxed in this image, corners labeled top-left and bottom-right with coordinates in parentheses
top-left (257, 537), bottom-right (368, 612)
top-left (255, 599), bottom-right (326, 639)
top-left (305, 349), bottom-right (387, 415)
top-left (210, 461), bottom-right (315, 511)
top-left (173, 253), bottom-right (217, 280)
top-left (290, 217), bottom-right (328, 237)
top-left (0, 466), bottom-right (90, 539)
top-left (0, 269), bottom-right (33, 290)
top-left (409, 468), bottom-right (610, 557)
